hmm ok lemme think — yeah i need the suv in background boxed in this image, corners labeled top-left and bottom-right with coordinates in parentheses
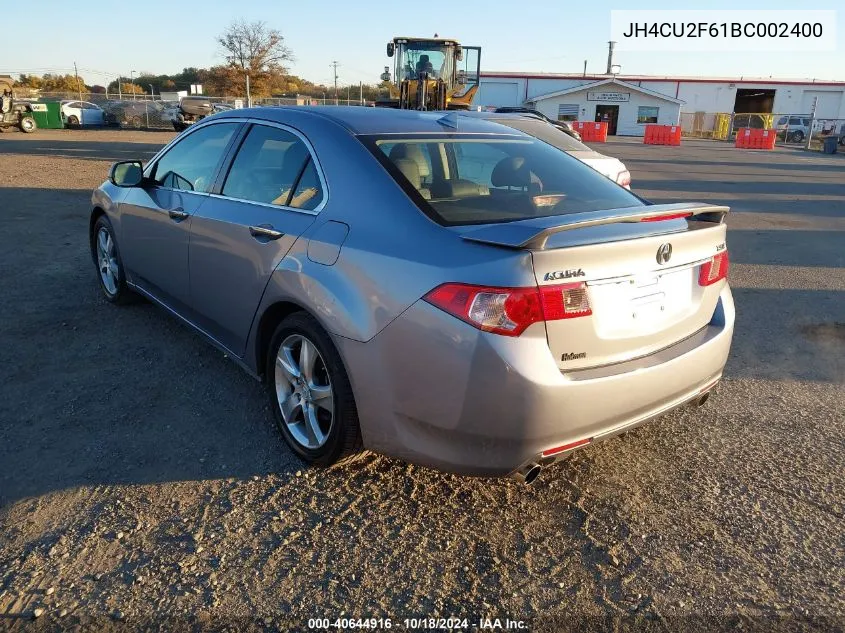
top-left (493, 107), bottom-right (582, 142)
top-left (775, 116), bottom-right (810, 143)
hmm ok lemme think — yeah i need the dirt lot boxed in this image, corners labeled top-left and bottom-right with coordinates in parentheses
top-left (1, 128), bottom-right (843, 632)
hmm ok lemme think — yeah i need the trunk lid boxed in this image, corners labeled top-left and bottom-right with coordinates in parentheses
top-left (461, 203), bottom-right (729, 371)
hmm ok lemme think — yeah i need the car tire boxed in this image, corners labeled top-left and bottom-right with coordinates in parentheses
top-left (266, 312), bottom-right (362, 466)
top-left (19, 117), bottom-right (36, 133)
top-left (131, 116), bottom-right (142, 129)
top-left (91, 215), bottom-right (133, 304)
top-left (838, 136), bottom-right (845, 147)
top-left (791, 130), bottom-right (804, 143)
top-left (67, 115), bottom-right (80, 127)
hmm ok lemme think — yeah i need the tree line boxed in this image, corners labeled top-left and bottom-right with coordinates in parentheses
top-left (14, 20), bottom-right (389, 101)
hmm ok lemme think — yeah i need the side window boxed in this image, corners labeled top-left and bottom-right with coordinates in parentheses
top-left (289, 158), bottom-right (324, 210)
top-left (152, 122), bottom-right (238, 193)
top-left (789, 118), bottom-right (802, 126)
top-left (222, 124), bottom-right (317, 207)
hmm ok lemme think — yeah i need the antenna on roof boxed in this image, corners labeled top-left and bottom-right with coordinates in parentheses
top-left (437, 111), bottom-right (459, 129)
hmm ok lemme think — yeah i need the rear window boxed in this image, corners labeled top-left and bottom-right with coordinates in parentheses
top-left (364, 134), bottom-right (642, 226)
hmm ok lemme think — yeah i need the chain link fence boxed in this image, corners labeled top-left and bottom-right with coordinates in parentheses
top-left (15, 91), bottom-right (374, 131)
top-left (680, 111), bottom-right (845, 148)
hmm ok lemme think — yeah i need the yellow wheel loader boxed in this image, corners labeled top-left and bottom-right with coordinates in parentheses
top-left (376, 37), bottom-right (481, 110)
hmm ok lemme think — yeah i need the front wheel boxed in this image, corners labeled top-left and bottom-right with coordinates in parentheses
top-left (91, 216), bottom-right (133, 304)
top-left (19, 117), bottom-right (36, 133)
top-left (266, 313), bottom-right (362, 466)
top-left (790, 130), bottom-right (805, 143)
top-left (67, 115), bottom-right (80, 127)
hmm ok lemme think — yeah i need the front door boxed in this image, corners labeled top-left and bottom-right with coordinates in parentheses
top-left (119, 121), bottom-right (241, 312)
top-left (188, 122), bottom-right (323, 356)
top-left (595, 105), bottom-right (619, 135)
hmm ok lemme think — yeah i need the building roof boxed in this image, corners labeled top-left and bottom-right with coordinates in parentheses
top-left (529, 78), bottom-right (685, 104)
top-left (481, 72), bottom-right (845, 87)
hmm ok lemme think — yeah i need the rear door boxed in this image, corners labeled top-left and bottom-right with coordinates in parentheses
top-left (532, 214), bottom-right (728, 371)
top-left (187, 121), bottom-right (323, 356)
top-left (119, 121), bottom-right (241, 312)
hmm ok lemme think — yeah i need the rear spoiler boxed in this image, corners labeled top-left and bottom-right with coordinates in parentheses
top-left (460, 203), bottom-right (729, 250)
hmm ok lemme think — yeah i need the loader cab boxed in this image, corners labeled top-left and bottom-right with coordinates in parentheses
top-left (389, 38), bottom-right (457, 85)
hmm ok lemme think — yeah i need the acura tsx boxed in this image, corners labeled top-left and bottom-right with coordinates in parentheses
top-left (90, 107), bottom-right (734, 482)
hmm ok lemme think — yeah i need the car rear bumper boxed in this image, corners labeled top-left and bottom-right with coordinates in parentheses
top-left (335, 284), bottom-right (735, 477)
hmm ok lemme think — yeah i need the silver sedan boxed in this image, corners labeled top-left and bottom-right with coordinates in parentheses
top-left (89, 107), bottom-right (734, 483)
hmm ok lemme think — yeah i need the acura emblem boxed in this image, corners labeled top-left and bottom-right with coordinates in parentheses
top-left (656, 243), bottom-right (672, 265)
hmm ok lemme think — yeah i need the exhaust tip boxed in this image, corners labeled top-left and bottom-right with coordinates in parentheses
top-left (511, 462), bottom-right (542, 485)
top-left (694, 391), bottom-right (711, 407)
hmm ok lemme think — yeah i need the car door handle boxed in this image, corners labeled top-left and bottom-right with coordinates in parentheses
top-left (168, 207), bottom-right (189, 221)
top-left (249, 224), bottom-right (285, 240)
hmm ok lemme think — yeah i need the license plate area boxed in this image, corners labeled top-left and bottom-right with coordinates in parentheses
top-left (588, 266), bottom-right (695, 337)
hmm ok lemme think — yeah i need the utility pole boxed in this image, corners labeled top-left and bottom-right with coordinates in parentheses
top-left (360, 81), bottom-right (363, 106)
top-left (583, 60), bottom-right (587, 77)
top-left (246, 73), bottom-right (251, 108)
top-left (805, 96), bottom-right (818, 150)
top-left (73, 61), bottom-right (82, 101)
top-left (606, 41), bottom-right (616, 75)
top-left (330, 61), bottom-right (340, 105)
top-left (130, 70), bottom-right (136, 100)
top-left (118, 76), bottom-right (122, 100)
top-left (346, 85), bottom-right (350, 105)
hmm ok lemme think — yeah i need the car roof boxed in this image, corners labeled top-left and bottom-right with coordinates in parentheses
top-left (223, 106), bottom-right (527, 136)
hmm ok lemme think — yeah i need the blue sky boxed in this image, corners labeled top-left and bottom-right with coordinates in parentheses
top-left (3, 0), bottom-right (842, 87)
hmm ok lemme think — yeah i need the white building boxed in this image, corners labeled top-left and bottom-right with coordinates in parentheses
top-left (477, 73), bottom-right (845, 136)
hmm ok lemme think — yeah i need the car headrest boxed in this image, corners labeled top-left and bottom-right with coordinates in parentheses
top-left (491, 156), bottom-right (531, 188)
top-left (388, 143), bottom-right (430, 178)
top-left (393, 158), bottom-right (422, 190)
top-left (282, 144), bottom-right (309, 176)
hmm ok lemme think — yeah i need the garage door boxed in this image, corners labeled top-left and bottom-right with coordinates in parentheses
top-left (477, 82), bottom-right (520, 107)
top-left (801, 91), bottom-right (843, 118)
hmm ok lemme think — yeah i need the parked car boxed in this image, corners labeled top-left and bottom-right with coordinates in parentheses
top-left (60, 100), bottom-right (106, 127)
top-left (101, 100), bottom-right (165, 128)
top-left (493, 106), bottom-right (583, 141)
top-left (469, 111), bottom-right (631, 188)
top-left (90, 107), bottom-right (734, 482)
top-left (774, 115), bottom-right (811, 143)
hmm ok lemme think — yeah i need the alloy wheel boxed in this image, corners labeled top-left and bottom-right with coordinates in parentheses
top-left (274, 334), bottom-right (334, 450)
top-left (96, 227), bottom-right (119, 295)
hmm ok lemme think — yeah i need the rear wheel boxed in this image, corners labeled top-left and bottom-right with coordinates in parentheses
top-left (67, 115), bottom-right (80, 127)
top-left (790, 130), bottom-right (805, 143)
top-left (266, 313), bottom-right (362, 466)
top-left (19, 117), bottom-right (36, 133)
top-left (130, 116), bottom-right (142, 129)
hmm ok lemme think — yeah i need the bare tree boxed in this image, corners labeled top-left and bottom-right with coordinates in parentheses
top-left (217, 20), bottom-right (294, 75)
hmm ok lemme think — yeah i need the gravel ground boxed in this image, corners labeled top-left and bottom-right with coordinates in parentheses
top-left (0, 129), bottom-right (843, 632)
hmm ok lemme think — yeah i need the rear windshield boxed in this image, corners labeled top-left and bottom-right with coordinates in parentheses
top-left (363, 134), bottom-right (642, 226)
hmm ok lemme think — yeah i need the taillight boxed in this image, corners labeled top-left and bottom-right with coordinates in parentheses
top-left (616, 169), bottom-right (632, 189)
top-left (699, 251), bottom-right (729, 286)
top-left (424, 282), bottom-right (591, 337)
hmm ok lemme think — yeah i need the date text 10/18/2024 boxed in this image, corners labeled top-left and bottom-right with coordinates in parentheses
top-left (308, 617), bottom-right (528, 630)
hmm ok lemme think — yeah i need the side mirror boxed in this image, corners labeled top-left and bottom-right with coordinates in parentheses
top-left (109, 160), bottom-right (143, 187)
top-left (386, 42), bottom-right (395, 57)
